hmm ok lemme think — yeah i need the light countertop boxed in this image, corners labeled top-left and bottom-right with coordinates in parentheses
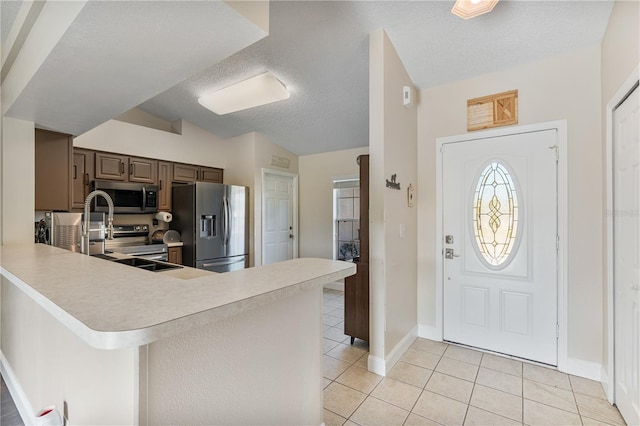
top-left (0, 244), bottom-right (355, 350)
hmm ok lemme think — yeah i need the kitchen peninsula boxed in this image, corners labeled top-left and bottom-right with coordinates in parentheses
top-left (0, 244), bottom-right (355, 425)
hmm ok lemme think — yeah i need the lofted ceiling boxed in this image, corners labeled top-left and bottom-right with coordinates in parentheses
top-left (2, 1), bottom-right (614, 156)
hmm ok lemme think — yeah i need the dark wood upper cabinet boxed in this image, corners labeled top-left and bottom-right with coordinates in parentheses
top-left (37, 145), bottom-right (224, 212)
top-left (173, 163), bottom-right (223, 184)
top-left (95, 152), bottom-right (128, 181)
top-left (199, 166), bottom-right (223, 183)
top-left (95, 153), bottom-right (157, 184)
top-left (35, 129), bottom-right (73, 211)
top-left (172, 163), bottom-right (199, 183)
top-left (158, 161), bottom-right (172, 211)
top-left (72, 148), bottom-right (95, 210)
top-left (128, 156), bottom-right (157, 184)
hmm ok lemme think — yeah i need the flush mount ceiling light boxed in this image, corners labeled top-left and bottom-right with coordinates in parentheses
top-left (198, 71), bottom-right (290, 115)
top-left (451, 0), bottom-right (499, 19)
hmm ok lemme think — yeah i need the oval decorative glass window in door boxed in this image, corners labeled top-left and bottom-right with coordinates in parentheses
top-left (473, 161), bottom-right (520, 268)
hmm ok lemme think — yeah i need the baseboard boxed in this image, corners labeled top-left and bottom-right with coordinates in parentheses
top-left (323, 281), bottom-right (344, 292)
top-left (368, 326), bottom-right (418, 376)
top-left (601, 365), bottom-right (615, 404)
top-left (565, 357), bottom-right (602, 381)
top-left (417, 324), bottom-right (441, 341)
top-left (367, 354), bottom-right (386, 376)
top-left (1, 352), bottom-right (34, 425)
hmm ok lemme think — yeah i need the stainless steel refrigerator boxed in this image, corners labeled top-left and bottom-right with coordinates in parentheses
top-left (172, 182), bottom-right (249, 273)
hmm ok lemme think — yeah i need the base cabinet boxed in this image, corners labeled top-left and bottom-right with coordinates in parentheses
top-left (344, 262), bottom-right (369, 343)
top-left (168, 247), bottom-right (183, 265)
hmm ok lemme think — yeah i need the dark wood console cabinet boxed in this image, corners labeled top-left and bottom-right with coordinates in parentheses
top-left (344, 154), bottom-right (369, 344)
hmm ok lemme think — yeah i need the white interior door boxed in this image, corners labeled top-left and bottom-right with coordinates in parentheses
top-left (442, 130), bottom-right (558, 365)
top-left (263, 172), bottom-right (294, 265)
top-left (613, 83), bottom-right (640, 426)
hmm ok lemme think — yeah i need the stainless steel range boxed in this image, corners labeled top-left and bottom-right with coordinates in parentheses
top-left (105, 224), bottom-right (168, 261)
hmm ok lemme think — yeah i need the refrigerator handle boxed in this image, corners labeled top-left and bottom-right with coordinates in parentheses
top-left (223, 196), bottom-right (230, 246)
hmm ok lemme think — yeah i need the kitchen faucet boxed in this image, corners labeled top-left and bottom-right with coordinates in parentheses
top-left (82, 190), bottom-right (114, 255)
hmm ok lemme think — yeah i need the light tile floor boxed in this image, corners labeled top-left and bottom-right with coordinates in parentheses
top-left (322, 289), bottom-right (627, 426)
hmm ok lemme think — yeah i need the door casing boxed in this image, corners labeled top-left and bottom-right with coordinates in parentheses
top-left (435, 120), bottom-right (568, 371)
top-left (606, 64), bottom-right (640, 404)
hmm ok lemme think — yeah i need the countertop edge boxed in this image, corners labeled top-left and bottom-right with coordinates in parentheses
top-left (1, 258), bottom-right (355, 350)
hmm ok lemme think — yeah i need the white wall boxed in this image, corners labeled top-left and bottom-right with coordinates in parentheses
top-left (600, 0), bottom-right (639, 376)
top-left (369, 29), bottom-right (418, 374)
top-left (1, 278), bottom-right (137, 425)
top-left (74, 118), bottom-right (229, 169)
top-left (253, 132), bottom-right (299, 265)
top-left (1, 117), bottom-right (34, 245)
top-left (417, 45), bottom-right (604, 365)
top-left (298, 147), bottom-right (369, 259)
top-left (142, 287), bottom-right (322, 425)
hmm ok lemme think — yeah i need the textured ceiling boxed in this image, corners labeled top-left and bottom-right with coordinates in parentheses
top-left (139, 0), bottom-right (614, 156)
top-left (1, 0), bottom-right (22, 42)
top-left (4, 1), bottom-right (267, 137)
top-left (4, 1), bottom-right (614, 157)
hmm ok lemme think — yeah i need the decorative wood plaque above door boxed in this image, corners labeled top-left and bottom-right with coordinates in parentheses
top-left (467, 90), bottom-right (518, 131)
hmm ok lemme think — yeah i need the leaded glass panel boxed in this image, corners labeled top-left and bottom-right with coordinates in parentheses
top-left (473, 161), bottom-right (520, 267)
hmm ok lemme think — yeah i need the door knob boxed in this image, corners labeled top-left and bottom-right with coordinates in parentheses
top-left (289, 234), bottom-right (294, 239)
top-left (445, 248), bottom-right (460, 259)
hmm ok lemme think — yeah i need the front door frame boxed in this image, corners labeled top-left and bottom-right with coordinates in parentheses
top-left (261, 168), bottom-right (299, 265)
top-left (435, 120), bottom-right (568, 371)
top-left (606, 65), bottom-right (640, 404)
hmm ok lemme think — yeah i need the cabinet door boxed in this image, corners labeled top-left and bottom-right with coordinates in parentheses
top-left (344, 262), bottom-right (369, 342)
top-left (95, 152), bottom-right (128, 181)
top-left (158, 161), bottom-right (172, 211)
top-left (35, 129), bottom-right (73, 211)
top-left (172, 163), bottom-right (198, 183)
top-left (199, 167), bottom-right (223, 183)
top-left (129, 156), bottom-right (157, 184)
top-left (168, 247), bottom-right (183, 265)
top-left (72, 148), bottom-right (95, 210)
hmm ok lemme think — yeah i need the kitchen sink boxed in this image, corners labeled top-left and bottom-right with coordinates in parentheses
top-left (113, 257), bottom-right (183, 272)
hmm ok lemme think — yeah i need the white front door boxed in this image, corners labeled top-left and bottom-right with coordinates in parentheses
top-left (613, 83), bottom-right (640, 425)
top-left (442, 129), bottom-right (558, 365)
top-left (263, 172), bottom-right (295, 265)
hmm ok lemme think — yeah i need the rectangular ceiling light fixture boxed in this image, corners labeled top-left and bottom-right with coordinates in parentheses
top-left (451, 0), bottom-right (499, 19)
top-left (198, 71), bottom-right (290, 115)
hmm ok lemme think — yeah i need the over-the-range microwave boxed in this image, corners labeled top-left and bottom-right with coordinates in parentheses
top-left (93, 180), bottom-right (158, 214)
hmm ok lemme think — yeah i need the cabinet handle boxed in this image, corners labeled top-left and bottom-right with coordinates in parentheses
top-left (85, 173), bottom-right (89, 186)
top-left (159, 180), bottom-right (163, 190)
top-left (121, 163), bottom-right (125, 175)
top-left (196, 170), bottom-right (199, 180)
top-left (73, 165), bottom-right (77, 180)
top-left (129, 163), bottom-right (133, 175)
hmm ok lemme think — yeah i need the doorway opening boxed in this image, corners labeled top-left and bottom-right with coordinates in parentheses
top-left (333, 178), bottom-right (360, 262)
